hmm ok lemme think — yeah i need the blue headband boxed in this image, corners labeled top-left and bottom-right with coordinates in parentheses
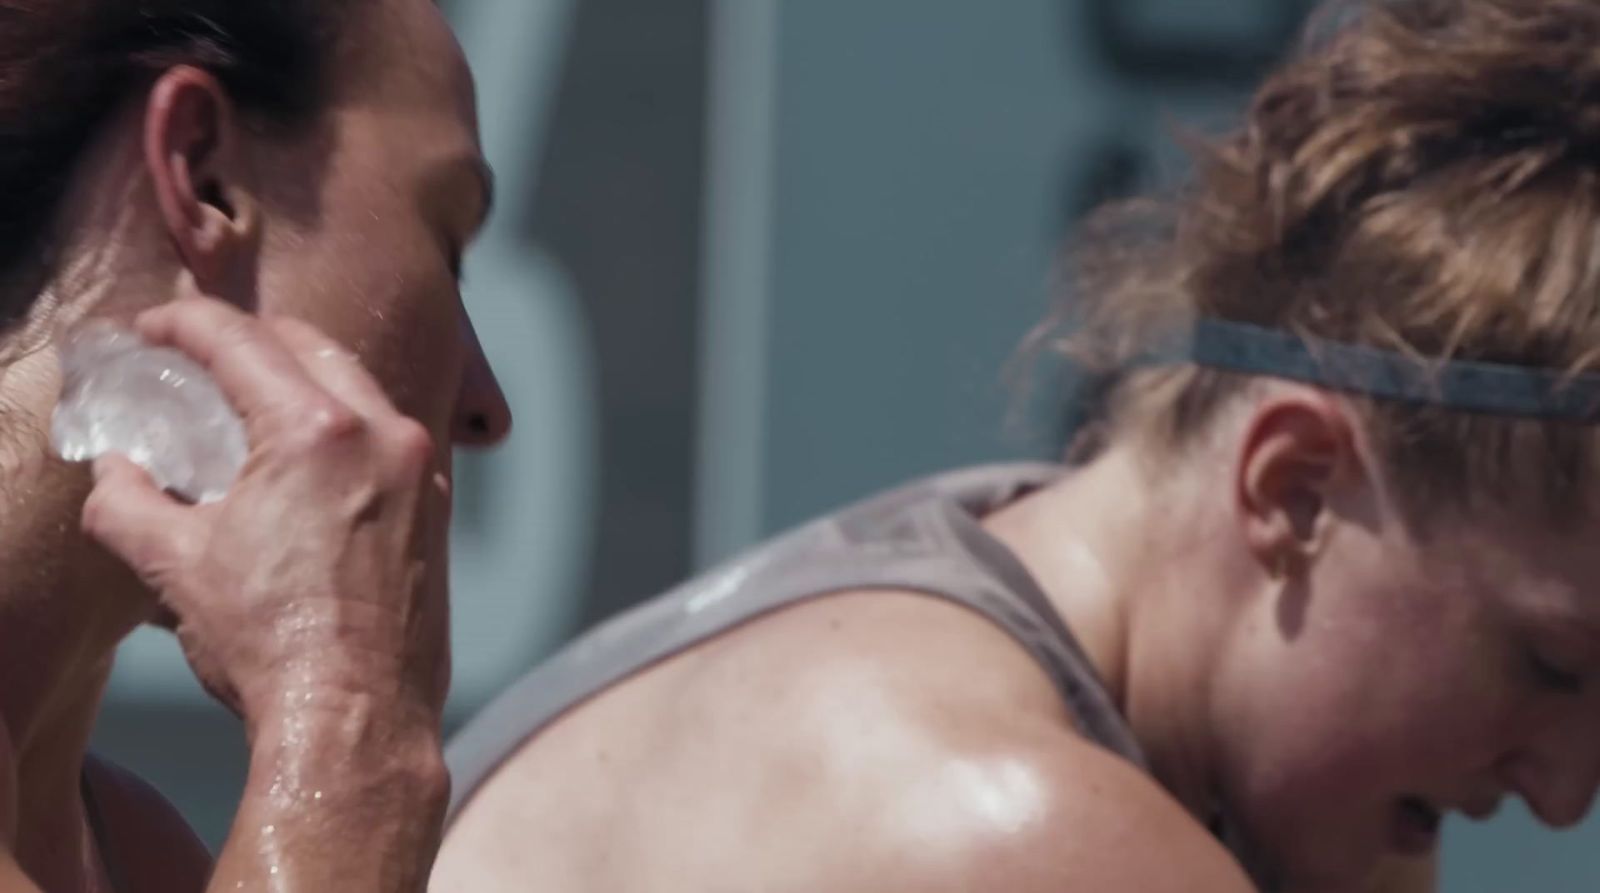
top-left (1130, 318), bottom-right (1600, 422)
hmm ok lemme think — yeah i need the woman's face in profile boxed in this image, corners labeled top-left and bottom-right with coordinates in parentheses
top-left (248, 0), bottom-right (508, 455)
top-left (1215, 494), bottom-right (1600, 887)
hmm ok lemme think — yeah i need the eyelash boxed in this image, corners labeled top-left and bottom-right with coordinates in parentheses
top-left (1527, 649), bottom-right (1585, 695)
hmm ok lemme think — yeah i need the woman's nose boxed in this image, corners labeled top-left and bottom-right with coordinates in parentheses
top-left (451, 311), bottom-right (513, 447)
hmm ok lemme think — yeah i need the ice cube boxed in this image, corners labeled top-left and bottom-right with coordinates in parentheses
top-left (51, 320), bottom-right (246, 504)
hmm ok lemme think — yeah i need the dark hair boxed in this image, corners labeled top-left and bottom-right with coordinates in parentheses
top-left (1053, 0), bottom-right (1600, 522)
top-left (0, 0), bottom-right (354, 322)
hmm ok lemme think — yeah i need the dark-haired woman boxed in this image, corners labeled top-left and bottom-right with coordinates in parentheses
top-left (0, 1), bottom-right (510, 890)
top-left (439, 2), bottom-right (1600, 891)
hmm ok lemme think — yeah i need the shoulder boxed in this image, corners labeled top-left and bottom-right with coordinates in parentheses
top-left (83, 756), bottom-right (213, 893)
top-left (784, 717), bottom-right (1256, 893)
top-left (447, 588), bottom-right (1256, 892)
top-left (784, 678), bottom-right (1252, 891)
top-left (968, 733), bottom-right (1257, 893)
top-left (689, 590), bottom-right (1259, 892)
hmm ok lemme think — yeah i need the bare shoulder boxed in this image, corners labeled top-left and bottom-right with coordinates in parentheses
top-left (442, 589), bottom-right (1257, 893)
top-left (83, 756), bottom-right (213, 893)
top-left (765, 689), bottom-right (1255, 891)
top-left (912, 731), bottom-right (1259, 893)
top-left (691, 590), bottom-right (1254, 891)
top-left (716, 590), bottom-right (1260, 893)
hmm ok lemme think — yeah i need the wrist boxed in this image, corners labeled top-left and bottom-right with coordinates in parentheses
top-left (235, 628), bottom-right (445, 732)
top-left (220, 695), bottom-right (449, 891)
top-left (247, 689), bottom-right (448, 804)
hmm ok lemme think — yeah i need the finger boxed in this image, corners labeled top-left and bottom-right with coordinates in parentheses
top-left (135, 298), bottom-right (332, 427)
top-left (81, 454), bottom-right (200, 577)
top-left (264, 316), bottom-right (397, 422)
top-left (418, 469), bottom-right (454, 709)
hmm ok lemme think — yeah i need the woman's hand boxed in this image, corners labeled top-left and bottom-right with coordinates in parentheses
top-left (79, 296), bottom-right (455, 891)
top-left (82, 297), bottom-right (451, 732)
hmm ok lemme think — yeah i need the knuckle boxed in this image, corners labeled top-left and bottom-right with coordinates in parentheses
top-left (264, 316), bottom-right (306, 341)
top-left (268, 316), bottom-right (323, 347)
top-left (383, 417), bottom-right (436, 475)
top-left (214, 312), bottom-right (265, 351)
top-left (287, 402), bottom-right (366, 453)
top-left (79, 485), bottom-right (117, 536)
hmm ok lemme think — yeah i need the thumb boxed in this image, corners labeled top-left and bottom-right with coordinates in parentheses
top-left (81, 454), bottom-right (199, 579)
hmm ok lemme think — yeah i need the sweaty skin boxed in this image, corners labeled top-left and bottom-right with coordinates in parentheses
top-left (0, 1), bottom-right (509, 889)
top-left (2, 300), bottom-right (455, 891)
top-left (434, 390), bottom-right (1588, 893)
top-left (434, 589), bottom-right (1432, 893)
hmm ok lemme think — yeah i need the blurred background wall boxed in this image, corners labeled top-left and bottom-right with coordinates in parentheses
top-left (89, 1), bottom-right (1597, 888)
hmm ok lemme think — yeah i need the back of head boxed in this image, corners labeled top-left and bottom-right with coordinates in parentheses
top-left (0, 0), bottom-right (352, 327)
top-left (1059, 0), bottom-right (1600, 521)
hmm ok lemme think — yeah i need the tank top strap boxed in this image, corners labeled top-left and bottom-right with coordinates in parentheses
top-left (446, 464), bottom-right (1148, 817)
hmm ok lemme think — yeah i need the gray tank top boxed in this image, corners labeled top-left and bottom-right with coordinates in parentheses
top-left (447, 463), bottom-right (1149, 818)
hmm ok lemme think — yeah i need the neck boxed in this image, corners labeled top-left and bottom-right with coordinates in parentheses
top-left (0, 127), bottom-right (183, 765)
top-left (0, 117), bottom-right (184, 888)
top-left (0, 327), bottom-right (151, 884)
top-left (983, 445), bottom-right (1255, 823)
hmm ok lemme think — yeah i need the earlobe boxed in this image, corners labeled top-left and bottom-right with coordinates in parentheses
top-left (142, 66), bottom-right (258, 296)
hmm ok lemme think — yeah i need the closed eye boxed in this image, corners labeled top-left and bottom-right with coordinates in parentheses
top-left (421, 152), bottom-right (493, 285)
top-left (1528, 649), bottom-right (1585, 695)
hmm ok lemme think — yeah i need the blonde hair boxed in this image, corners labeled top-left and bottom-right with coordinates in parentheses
top-left (1054, 0), bottom-right (1600, 521)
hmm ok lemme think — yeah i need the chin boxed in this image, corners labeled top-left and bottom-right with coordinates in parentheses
top-left (1279, 862), bottom-right (1375, 893)
top-left (1237, 817), bottom-right (1382, 893)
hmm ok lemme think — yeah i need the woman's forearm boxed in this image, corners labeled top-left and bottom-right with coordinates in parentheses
top-left (209, 697), bottom-right (447, 892)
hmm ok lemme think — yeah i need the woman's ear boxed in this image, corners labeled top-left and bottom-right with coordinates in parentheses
top-left (1236, 389), bottom-right (1359, 576)
top-left (142, 65), bottom-right (260, 301)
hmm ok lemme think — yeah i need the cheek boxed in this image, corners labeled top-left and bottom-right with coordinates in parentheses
top-left (1286, 545), bottom-right (1517, 753)
top-left (1214, 570), bottom-right (1517, 834)
top-left (255, 222), bottom-right (465, 428)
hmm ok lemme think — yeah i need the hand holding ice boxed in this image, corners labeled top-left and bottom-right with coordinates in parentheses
top-left (52, 321), bottom-right (246, 504)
